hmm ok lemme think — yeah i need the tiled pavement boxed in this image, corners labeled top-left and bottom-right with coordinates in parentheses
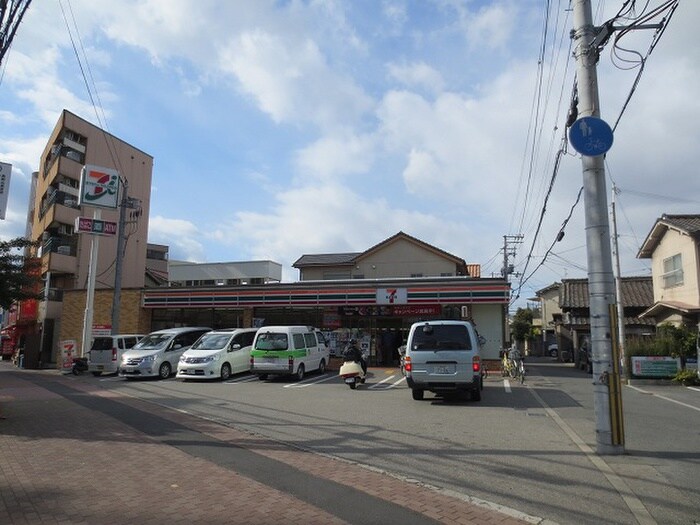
top-left (0, 364), bottom-right (544, 525)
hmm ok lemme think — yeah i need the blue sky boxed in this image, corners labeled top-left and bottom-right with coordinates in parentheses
top-left (1, 0), bottom-right (698, 310)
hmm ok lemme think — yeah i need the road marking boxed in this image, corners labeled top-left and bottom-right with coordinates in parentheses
top-left (503, 379), bottom-right (512, 393)
top-left (627, 385), bottom-right (700, 412)
top-left (284, 373), bottom-right (337, 388)
top-left (528, 386), bottom-right (656, 525)
top-left (224, 375), bottom-right (259, 384)
top-left (369, 375), bottom-right (406, 389)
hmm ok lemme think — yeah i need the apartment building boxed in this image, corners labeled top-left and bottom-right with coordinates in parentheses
top-left (27, 110), bottom-right (153, 364)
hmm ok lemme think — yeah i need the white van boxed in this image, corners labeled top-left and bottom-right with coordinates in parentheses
top-left (176, 328), bottom-right (258, 380)
top-left (88, 334), bottom-right (144, 376)
top-left (119, 327), bottom-right (211, 379)
top-left (250, 326), bottom-right (329, 381)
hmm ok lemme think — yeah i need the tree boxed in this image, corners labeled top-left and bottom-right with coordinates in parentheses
top-left (0, 237), bottom-right (41, 310)
top-left (511, 308), bottom-right (535, 345)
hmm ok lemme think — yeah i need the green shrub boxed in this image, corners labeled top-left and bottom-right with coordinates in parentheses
top-left (672, 368), bottom-right (699, 386)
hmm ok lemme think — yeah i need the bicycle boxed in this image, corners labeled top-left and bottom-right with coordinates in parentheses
top-left (512, 359), bottom-right (525, 384)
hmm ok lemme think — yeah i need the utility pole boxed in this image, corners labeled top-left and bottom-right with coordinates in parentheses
top-left (110, 180), bottom-right (128, 336)
top-left (111, 179), bottom-right (140, 336)
top-left (570, 0), bottom-right (624, 454)
top-left (611, 184), bottom-right (627, 378)
top-left (502, 234), bottom-right (523, 351)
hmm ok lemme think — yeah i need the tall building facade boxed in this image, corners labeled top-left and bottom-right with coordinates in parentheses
top-left (27, 110), bottom-right (153, 364)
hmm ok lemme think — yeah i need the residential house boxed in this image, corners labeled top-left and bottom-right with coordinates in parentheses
top-left (637, 214), bottom-right (700, 329)
top-left (540, 277), bottom-right (655, 366)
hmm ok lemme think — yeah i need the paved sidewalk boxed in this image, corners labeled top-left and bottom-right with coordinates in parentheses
top-left (0, 364), bottom-right (543, 525)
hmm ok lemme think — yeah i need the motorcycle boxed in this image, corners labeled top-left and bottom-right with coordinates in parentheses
top-left (71, 357), bottom-right (89, 375)
top-left (339, 359), bottom-right (366, 389)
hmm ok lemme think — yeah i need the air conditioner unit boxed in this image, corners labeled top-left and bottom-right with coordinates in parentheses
top-left (56, 245), bottom-right (71, 255)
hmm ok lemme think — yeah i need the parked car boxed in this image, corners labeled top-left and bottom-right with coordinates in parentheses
top-left (404, 320), bottom-right (483, 401)
top-left (88, 334), bottom-right (144, 376)
top-left (250, 326), bottom-right (329, 381)
top-left (119, 327), bottom-right (211, 379)
top-left (176, 328), bottom-right (258, 380)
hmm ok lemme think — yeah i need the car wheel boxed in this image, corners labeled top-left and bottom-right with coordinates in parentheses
top-left (92, 372), bottom-right (102, 377)
top-left (257, 374), bottom-right (268, 381)
top-left (317, 359), bottom-right (326, 375)
top-left (220, 363), bottom-right (232, 381)
top-left (158, 362), bottom-right (171, 379)
top-left (296, 364), bottom-right (305, 381)
top-left (472, 387), bottom-right (481, 402)
top-left (411, 389), bottom-right (424, 401)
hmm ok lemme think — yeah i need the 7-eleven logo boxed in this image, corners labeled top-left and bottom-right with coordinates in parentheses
top-left (81, 165), bottom-right (119, 208)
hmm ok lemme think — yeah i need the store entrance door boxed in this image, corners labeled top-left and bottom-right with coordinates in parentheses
top-left (374, 319), bottom-right (404, 367)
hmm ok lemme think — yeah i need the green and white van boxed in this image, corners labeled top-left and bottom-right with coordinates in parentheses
top-left (250, 326), bottom-right (329, 381)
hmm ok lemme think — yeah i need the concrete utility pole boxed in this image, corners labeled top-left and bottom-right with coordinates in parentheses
top-left (611, 185), bottom-right (627, 378)
top-left (110, 180), bottom-right (128, 336)
top-left (571, 0), bottom-right (624, 454)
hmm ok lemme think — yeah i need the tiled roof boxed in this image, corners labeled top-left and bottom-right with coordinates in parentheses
top-left (292, 253), bottom-right (360, 268)
top-left (559, 276), bottom-right (653, 308)
top-left (660, 214), bottom-right (700, 234)
top-left (638, 214), bottom-right (700, 258)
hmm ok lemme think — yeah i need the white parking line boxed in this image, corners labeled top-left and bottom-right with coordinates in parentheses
top-left (224, 375), bottom-right (259, 384)
top-left (369, 374), bottom-right (406, 389)
top-left (627, 384), bottom-right (700, 412)
top-left (284, 373), bottom-right (337, 388)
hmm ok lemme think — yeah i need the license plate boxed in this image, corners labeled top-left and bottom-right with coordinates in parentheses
top-left (435, 366), bottom-right (451, 374)
top-left (344, 377), bottom-right (356, 384)
top-left (97, 365), bottom-right (104, 370)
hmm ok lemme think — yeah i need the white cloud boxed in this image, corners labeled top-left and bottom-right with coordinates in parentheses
top-left (295, 133), bottom-right (376, 182)
top-left (147, 216), bottom-right (204, 262)
top-left (387, 61), bottom-right (445, 93)
top-left (218, 29), bottom-right (373, 130)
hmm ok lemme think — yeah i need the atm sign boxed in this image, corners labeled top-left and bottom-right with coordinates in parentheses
top-left (75, 217), bottom-right (117, 236)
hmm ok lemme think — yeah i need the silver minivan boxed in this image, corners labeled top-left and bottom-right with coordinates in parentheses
top-left (88, 334), bottom-right (144, 376)
top-left (404, 320), bottom-right (483, 401)
top-left (119, 327), bottom-right (211, 379)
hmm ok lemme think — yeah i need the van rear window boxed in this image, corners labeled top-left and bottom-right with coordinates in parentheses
top-left (255, 333), bottom-right (289, 351)
top-left (91, 337), bottom-right (113, 351)
top-left (411, 325), bottom-right (471, 351)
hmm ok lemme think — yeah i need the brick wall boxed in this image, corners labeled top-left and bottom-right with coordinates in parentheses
top-left (60, 289), bottom-right (152, 353)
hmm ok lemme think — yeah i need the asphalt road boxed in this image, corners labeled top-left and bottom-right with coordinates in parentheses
top-left (85, 358), bottom-right (700, 524)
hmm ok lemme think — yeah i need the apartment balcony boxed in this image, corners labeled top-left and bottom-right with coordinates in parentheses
top-left (38, 190), bottom-right (80, 225)
top-left (37, 288), bottom-right (65, 321)
top-left (40, 236), bottom-right (78, 275)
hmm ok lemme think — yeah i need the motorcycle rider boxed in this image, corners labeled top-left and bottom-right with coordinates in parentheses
top-left (343, 338), bottom-right (367, 375)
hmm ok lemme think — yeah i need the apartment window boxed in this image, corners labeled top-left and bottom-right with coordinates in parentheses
top-left (662, 253), bottom-right (683, 288)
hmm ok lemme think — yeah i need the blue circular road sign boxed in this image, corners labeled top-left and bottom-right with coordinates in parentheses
top-left (568, 116), bottom-right (614, 156)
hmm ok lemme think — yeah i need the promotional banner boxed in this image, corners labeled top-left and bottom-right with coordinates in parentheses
top-left (0, 162), bottom-right (12, 220)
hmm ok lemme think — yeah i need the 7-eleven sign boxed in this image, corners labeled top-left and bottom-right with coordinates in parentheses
top-left (79, 165), bottom-right (120, 208)
top-left (376, 288), bottom-right (407, 305)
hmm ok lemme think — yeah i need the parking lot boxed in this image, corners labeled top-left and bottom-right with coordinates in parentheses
top-left (3, 358), bottom-right (699, 524)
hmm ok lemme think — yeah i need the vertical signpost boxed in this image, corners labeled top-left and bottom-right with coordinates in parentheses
top-left (78, 165), bottom-right (120, 357)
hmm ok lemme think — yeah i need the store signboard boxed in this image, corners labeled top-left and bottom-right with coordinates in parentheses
top-left (630, 356), bottom-right (681, 378)
top-left (79, 165), bottom-right (120, 209)
top-left (0, 162), bottom-right (11, 220)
